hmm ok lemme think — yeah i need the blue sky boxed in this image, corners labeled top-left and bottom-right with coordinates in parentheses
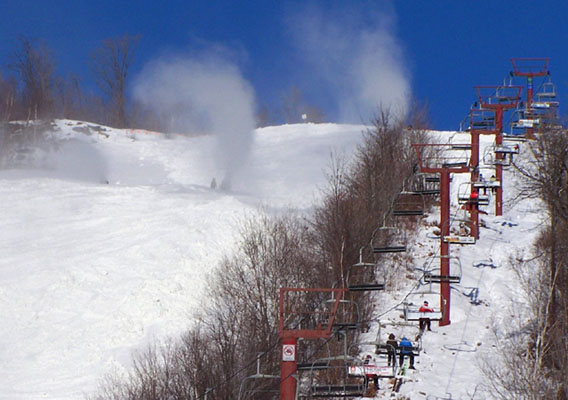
top-left (1, 0), bottom-right (566, 130)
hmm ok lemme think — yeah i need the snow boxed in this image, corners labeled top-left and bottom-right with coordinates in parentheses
top-left (0, 120), bottom-right (365, 399)
top-left (0, 121), bottom-right (543, 399)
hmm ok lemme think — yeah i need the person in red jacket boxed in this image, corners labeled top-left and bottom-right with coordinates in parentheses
top-left (418, 301), bottom-right (434, 331)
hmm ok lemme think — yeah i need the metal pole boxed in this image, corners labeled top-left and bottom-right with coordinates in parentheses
top-left (470, 130), bottom-right (480, 239)
top-left (495, 109), bottom-right (504, 216)
top-left (439, 170), bottom-right (451, 326)
top-left (280, 337), bottom-right (298, 400)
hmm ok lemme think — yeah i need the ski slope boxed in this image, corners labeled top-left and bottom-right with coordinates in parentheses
top-left (0, 122), bottom-right (543, 399)
top-left (0, 120), bottom-right (365, 399)
top-left (359, 131), bottom-right (543, 399)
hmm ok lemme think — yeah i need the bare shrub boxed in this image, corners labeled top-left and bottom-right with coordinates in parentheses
top-left (483, 128), bottom-right (568, 399)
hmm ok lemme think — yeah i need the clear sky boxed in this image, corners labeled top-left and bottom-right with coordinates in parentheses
top-left (1, 0), bottom-right (567, 130)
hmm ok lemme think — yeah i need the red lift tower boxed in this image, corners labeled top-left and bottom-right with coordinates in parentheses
top-left (468, 107), bottom-right (497, 239)
top-left (510, 58), bottom-right (550, 139)
top-left (278, 287), bottom-right (346, 400)
top-left (412, 143), bottom-right (470, 326)
top-left (474, 86), bottom-right (521, 217)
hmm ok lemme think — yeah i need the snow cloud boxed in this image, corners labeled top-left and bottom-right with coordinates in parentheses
top-left (133, 52), bottom-right (256, 189)
top-left (287, 2), bottom-right (411, 123)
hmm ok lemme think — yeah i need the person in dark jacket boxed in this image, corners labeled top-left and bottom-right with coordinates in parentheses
top-left (399, 337), bottom-right (415, 369)
top-left (386, 333), bottom-right (398, 367)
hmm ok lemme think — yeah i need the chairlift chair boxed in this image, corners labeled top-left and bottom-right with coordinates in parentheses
top-left (392, 191), bottom-right (425, 216)
top-left (441, 218), bottom-right (476, 245)
top-left (308, 356), bottom-right (367, 398)
top-left (347, 249), bottom-right (385, 292)
top-left (347, 349), bottom-right (397, 380)
top-left (457, 182), bottom-right (490, 206)
top-left (472, 178), bottom-right (501, 190)
top-left (537, 81), bottom-right (557, 99)
top-left (325, 294), bottom-right (360, 332)
top-left (494, 144), bottom-right (520, 155)
top-left (470, 109), bottom-right (496, 131)
top-left (237, 354), bottom-right (280, 400)
top-left (372, 226), bottom-right (407, 253)
top-left (423, 255), bottom-right (463, 284)
top-left (304, 333), bottom-right (367, 399)
top-left (297, 340), bottom-right (333, 371)
top-left (405, 173), bottom-right (441, 196)
top-left (403, 301), bottom-right (443, 323)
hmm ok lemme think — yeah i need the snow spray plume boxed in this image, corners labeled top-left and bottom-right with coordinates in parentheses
top-left (133, 54), bottom-right (256, 189)
top-left (287, 2), bottom-right (410, 123)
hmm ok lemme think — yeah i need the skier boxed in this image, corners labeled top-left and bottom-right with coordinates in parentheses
top-left (418, 301), bottom-right (434, 331)
top-left (399, 337), bottom-right (415, 369)
top-left (386, 333), bottom-right (398, 367)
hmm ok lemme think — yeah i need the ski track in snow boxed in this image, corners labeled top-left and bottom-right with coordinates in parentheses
top-left (0, 122), bottom-right (544, 399)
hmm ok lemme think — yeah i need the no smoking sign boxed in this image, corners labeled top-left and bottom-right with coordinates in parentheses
top-left (282, 344), bottom-right (296, 361)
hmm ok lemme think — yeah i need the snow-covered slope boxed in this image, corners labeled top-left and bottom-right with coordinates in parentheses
top-left (361, 132), bottom-right (543, 399)
top-left (0, 122), bottom-right (542, 399)
top-left (0, 120), bottom-right (365, 399)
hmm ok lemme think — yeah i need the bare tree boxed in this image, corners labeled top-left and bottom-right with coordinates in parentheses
top-left (0, 73), bottom-right (17, 121)
top-left (9, 36), bottom-right (57, 120)
top-left (483, 129), bottom-right (568, 399)
top-left (91, 35), bottom-right (140, 128)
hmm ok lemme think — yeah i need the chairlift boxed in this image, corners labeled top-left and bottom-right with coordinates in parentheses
top-left (404, 173), bottom-right (441, 196)
top-left (297, 341), bottom-right (332, 371)
top-left (347, 248), bottom-right (385, 292)
top-left (304, 333), bottom-right (367, 398)
top-left (492, 85), bottom-right (521, 103)
top-left (372, 226), bottom-right (407, 253)
top-left (451, 143), bottom-right (472, 150)
top-left (326, 292), bottom-right (360, 332)
top-left (494, 144), bottom-right (520, 155)
top-left (237, 354), bottom-right (279, 400)
top-left (308, 356), bottom-right (367, 398)
top-left (482, 146), bottom-right (512, 168)
top-left (392, 191), bottom-right (425, 216)
top-left (399, 282), bottom-right (441, 321)
top-left (470, 109), bottom-right (496, 131)
top-left (441, 218), bottom-right (476, 245)
top-left (457, 182), bottom-right (490, 206)
top-left (537, 81), bottom-right (557, 99)
top-left (423, 255), bottom-right (463, 284)
top-left (472, 177), bottom-right (500, 190)
top-left (347, 341), bottom-right (397, 379)
top-left (424, 174), bottom-right (441, 183)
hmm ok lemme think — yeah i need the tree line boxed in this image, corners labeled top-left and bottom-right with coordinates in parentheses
top-left (0, 35), bottom-right (326, 132)
top-left (1, 35), bottom-right (139, 129)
